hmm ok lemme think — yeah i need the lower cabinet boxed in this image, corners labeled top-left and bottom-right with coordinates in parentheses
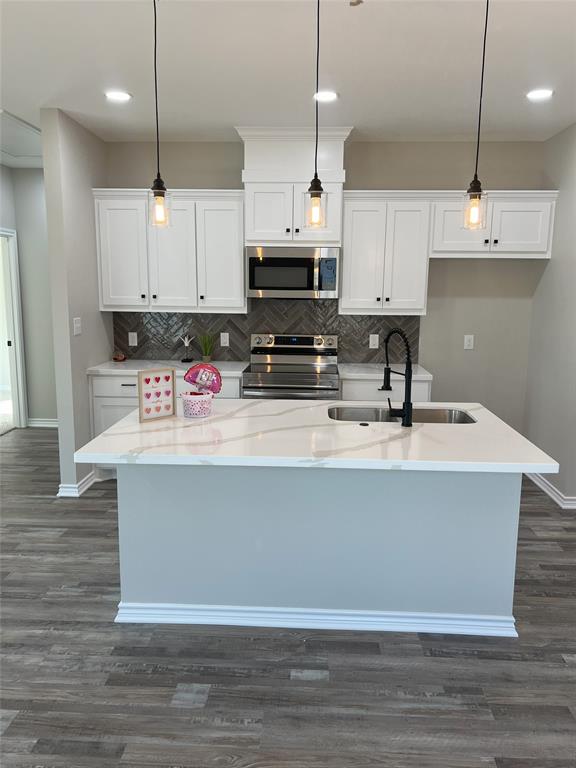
top-left (341, 379), bottom-right (432, 402)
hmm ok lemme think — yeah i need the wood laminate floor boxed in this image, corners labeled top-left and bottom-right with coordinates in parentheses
top-left (1, 428), bottom-right (575, 767)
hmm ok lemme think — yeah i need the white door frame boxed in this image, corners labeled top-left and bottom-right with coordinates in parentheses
top-left (0, 228), bottom-right (28, 428)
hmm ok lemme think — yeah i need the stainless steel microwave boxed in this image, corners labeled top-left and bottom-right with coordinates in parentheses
top-left (246, 246), bottom-right (340, 299)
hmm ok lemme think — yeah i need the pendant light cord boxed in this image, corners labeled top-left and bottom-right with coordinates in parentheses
top-left (314, 0), bottom-right (320, 178)
top-left (474, 0), bottom-right (490, 179)
top-left (153, 0), bottom-right (161, 178)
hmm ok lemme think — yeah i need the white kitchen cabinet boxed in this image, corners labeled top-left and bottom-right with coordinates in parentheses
top-left (196, 199), bottom-right (244, 309)
top-left (94, 190), bottom-right (245, 313)
top-left (93, 396), bottom-right (139, 435)
top-left (341, 379), bottom-right (432, 403)
top-left (340, 196), bottom-right (430, 315)
top-left (97, 196), bottom-right (149, 308)
top-left (244, 182), bottom-right (342, 245)
top-left (149, 199), bottom-right (198, 309)
top-left (431, 194), bottom-right (555, 258)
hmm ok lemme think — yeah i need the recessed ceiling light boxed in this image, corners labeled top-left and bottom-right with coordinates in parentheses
top-left (105, 90), bottom-right (132, 103)
top-left (314, 90), bottom-right (338, 103)
top-left (526, 88), bottom-right (554, 102)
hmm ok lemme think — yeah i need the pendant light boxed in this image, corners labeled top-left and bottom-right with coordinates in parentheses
top-left (150, 0), bottom-right (169, 227)
top-left (307, 0), bottom-right (324, 228)
top-left (463, 0), bottom-right (490, 230)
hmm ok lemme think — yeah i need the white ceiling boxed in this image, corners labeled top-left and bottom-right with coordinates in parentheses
top-left (0, 111), bottom-right (43, 167)
top-left (1, 0), bottom-right (575, 144)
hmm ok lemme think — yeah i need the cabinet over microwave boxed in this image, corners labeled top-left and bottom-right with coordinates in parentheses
top-left (247, 246), bottom-right (340, 299)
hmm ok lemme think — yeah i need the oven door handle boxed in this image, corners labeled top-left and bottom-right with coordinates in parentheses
top-left (242, 389), bottom-right (339, 400)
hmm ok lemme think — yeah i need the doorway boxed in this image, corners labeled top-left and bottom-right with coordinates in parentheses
top-left (0, 230), bottom-right (27, 434)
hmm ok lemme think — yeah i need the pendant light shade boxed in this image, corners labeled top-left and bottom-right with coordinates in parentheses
top-left (150, 0), bottom-right (169, 227)
top-left (307, 0), bottom-right (325, 229)
top-left (463, 0), bottom-right (490, 230)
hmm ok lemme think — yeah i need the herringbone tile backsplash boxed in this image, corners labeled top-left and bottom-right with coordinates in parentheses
top-left (114, 301), bottom-right (419, 363)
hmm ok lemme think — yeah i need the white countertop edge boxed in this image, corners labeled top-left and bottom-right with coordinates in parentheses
top-left (74, 451), bottom-right (558, 474)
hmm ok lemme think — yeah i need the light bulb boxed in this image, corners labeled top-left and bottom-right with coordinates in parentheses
top-left (463, 194), bottom-right (486, 230)
top-left (152, 194), bottom-right (169, 227)
top-left (307, 195), bottom-right (324, 228)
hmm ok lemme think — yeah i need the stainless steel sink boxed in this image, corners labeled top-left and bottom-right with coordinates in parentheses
top-left (328, 407), bottom-right (476, 424)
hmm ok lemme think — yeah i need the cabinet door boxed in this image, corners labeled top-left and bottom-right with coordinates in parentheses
top-left (431, 200), bottom-right (491, 254)
top-left (340, 201), bottom-right (387, 311)
top-left (382, 202), bottom-right (430, 313)
top-left (196, 199), bottom-right (244, 309)
top-left (148, 199), bottom-right (198, 309)
top-left (244, 184), bottom-right (293, 242)
top-left (93, 397), bottom-right (138, 436)
top-left (97, 198), bottom-right (149, 307)
top-left (292, 183), bottom-right (342, 243)
top-left (490, 201), bottom-right (552, 253)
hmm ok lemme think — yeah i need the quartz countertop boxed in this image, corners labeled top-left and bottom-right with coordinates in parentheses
top-left (75, 398), bottom-right (558, 474)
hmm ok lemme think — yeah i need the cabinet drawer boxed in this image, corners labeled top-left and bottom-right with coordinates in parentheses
top-left (91, 376), bottom-right (139, 397)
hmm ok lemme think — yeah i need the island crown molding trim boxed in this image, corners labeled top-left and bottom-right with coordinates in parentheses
top-left (116, 602), bottom-right (518, 638)
top-left (527, 473), bottom-right (576, 510)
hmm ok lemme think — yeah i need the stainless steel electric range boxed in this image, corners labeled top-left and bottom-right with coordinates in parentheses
top-left (241, 333), bottom-right (340, 400)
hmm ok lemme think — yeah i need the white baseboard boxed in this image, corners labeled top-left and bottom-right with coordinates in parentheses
top-left (27, 418), bottom-right (58, 428)
top-left (57, 470), bottom-right (96, 498)
top-left (115, 602), bottom-right (517, 638)
top-left (526, 473), bottom-right (576, 510)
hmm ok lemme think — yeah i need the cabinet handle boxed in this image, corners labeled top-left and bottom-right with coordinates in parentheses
top-left (152, 294), bottom-right (157, 299)
top-left (493, 238), bottom-right (499, 245)
top-left (285, 227), bottom-right (291, 233)
top-left (376, 297), bottom-right (381, 302)
top-left (121, 383), bottom-right (136, 387)
top-left (140, 294), bottom-right (146, 299)
top-left (484, 238), bottom-right (490, 244)
top-left (385, 297), bottom-right (390, 302)
top-left (295, 228), bottom-right (300, 234)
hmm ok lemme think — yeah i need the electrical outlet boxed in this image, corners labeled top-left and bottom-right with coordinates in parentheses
top-left (72, 317), bottom-right (82, 336)
top-left (128, 332), bottom-right (138, 347)
top-left (464, 334), bottom-right (475, 350)
top-left (369, 334), bottom-right (379, 349)
top-left (220, 332), bottom-right (230, 347)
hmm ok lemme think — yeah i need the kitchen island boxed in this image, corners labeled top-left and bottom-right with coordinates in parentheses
top-left (75, 399), bottom-right (558, 637)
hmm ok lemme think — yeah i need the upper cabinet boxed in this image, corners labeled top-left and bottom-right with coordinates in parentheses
top-left (94, 191), bottom-right (245, 313)
top-left (431, 193), bottom-right (556, 258)
top-left (340, 195), bottom-right (430, 315)
top-left (244, 182), bottom-right (343, 245)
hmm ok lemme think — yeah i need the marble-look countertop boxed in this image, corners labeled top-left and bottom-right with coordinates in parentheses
top-left (87, 360), bottom-right (433, 381)
top-left (75, 399), bottom-right (558, 474)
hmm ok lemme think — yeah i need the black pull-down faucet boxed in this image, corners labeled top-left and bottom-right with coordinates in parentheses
top-left (379, 328), bottom-right (413, 427)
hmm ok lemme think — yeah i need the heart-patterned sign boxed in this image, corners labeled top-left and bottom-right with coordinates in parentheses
top-left (155, 391), bottom-right (161, 398)
top-left (155, 405), bottom-right (161, 412)
top-left (164, 375), bottom-right (171, 382)
top-left (145, 407), bottom-right (151, 414)
top-left (144, 377), bottom-right (151, 384)
top-left (164, 390), bottom-right (171, 397)
top-left (145, 392), bottom-right (151, 400)
top-left (154, 376), bottom-right (161, 383)
top-left (139, 368), bottom-right (175, 423)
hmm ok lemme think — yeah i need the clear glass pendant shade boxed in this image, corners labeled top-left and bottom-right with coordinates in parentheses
top-left (150, 192), bottom-right (170, 228)
top-left (463, 192), bottom-right (487, 230)
top-left (306, 194), bottom-right (325, 228)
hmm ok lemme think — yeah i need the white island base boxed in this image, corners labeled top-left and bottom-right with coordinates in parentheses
top-left (75, 400), bottom-right (559, 638)
top-left (115, 463), bottom-right (521, 637)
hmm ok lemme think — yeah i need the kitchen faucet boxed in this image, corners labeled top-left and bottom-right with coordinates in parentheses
top-left (379, 328), bottom-right (413, 427)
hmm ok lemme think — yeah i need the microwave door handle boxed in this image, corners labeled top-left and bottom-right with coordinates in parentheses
top-left (313, 259), bottom-right (320, 292)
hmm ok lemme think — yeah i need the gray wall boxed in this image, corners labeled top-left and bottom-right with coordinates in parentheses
top-left (524, 124), bottom-right (576, 499)
top-left (41, 109), bottom-right (113, 488)
top-left (0, 165), bottom-right (57, 421)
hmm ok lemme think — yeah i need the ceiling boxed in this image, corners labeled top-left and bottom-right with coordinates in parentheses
top-left (0, 111), bottom-right (43, 167)
top-left (1, 0), bottom-right (575, 144)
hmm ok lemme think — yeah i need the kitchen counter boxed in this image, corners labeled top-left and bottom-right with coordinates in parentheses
top-left (87, 360), bottom-right (247, 377)
top-left (75, 398), bottom-right (557, 637)
top-left (75, 398), bottom-right (556, 474)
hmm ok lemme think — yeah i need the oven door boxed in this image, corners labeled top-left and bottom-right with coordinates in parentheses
top-left (246, 247), bottom-right (339, 299)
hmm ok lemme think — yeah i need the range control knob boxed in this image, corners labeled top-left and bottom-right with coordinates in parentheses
top-left (314, 336), bottom-right (324, 347)
top-left (254, 336), bottom-right (262, 345)
top-left (325, 337), bottom-right (334, 346)
top-left (266, 335), bottom-right (274, 345)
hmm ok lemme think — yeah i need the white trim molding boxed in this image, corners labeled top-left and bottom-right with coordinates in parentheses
top-left (27, 418), bottom-right (58, 428)
top-left (527, 473), bottom-right (576, 510)
top-left (116, 603), bottom-right (517, 638)
top-left (57, 470), bottom-right (96, 498)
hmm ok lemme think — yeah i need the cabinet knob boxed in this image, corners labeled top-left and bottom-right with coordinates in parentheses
top-left (295, 228), bottom-right (300, 234)
top-left (385, 297), bottom-right (390, 302)
top-left (484, 238), bottom-right (490, 244)
top-left (200, 295), bottom-right (205, 300)
top-left (376, 297), bottom-right (381, 302)
top-left (140, 294), bottom-right (146, 299)
top-left (493, 238), bottom-right (499, 245)
top-left (152, 294), bottom-right (157, 300)
top-left (285, 227), bottom-right (291, 233)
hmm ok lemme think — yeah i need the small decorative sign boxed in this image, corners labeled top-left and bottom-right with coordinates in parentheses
top-left (138, 368), bottom-right (175, 422)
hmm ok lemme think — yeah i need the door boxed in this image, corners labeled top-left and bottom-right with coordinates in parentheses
top-left (93, 397), bottom-right (138, 436)
top-left (382, 202), bottom-right (430, 313)
top-left (149, 199), bottom-right (198, 309)
top-left (490, 201), bottom-right (553, 253)
top-left (244, 184), bottom-right (293, 242)
top-left (97, 197), bottom-right (149, 307)
top-left (0, 231), bottom-right (27, 433)
top-left (340, 200), bottom-right (386, 311)
top-left (431, 200), bottom-right (491, 254)
top-left (196, 199), bottom-right (244, 309)
top-left (292, 183), bottom-right (342, 243)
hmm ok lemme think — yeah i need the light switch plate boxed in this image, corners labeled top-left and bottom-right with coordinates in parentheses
top-left (369, 334), bottom-right (379, 349)
top-left (220, 332), bottom-right (230, 347)
top-left (72, 317), bottom-right (82, 336)
top-left (464, 334), bottom-right (475, 350)
top-left (128, 332), bottom-right (138, 347)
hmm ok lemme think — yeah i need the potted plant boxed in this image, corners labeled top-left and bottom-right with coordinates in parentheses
top-left (198, 333), bottom-right (216, 363)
